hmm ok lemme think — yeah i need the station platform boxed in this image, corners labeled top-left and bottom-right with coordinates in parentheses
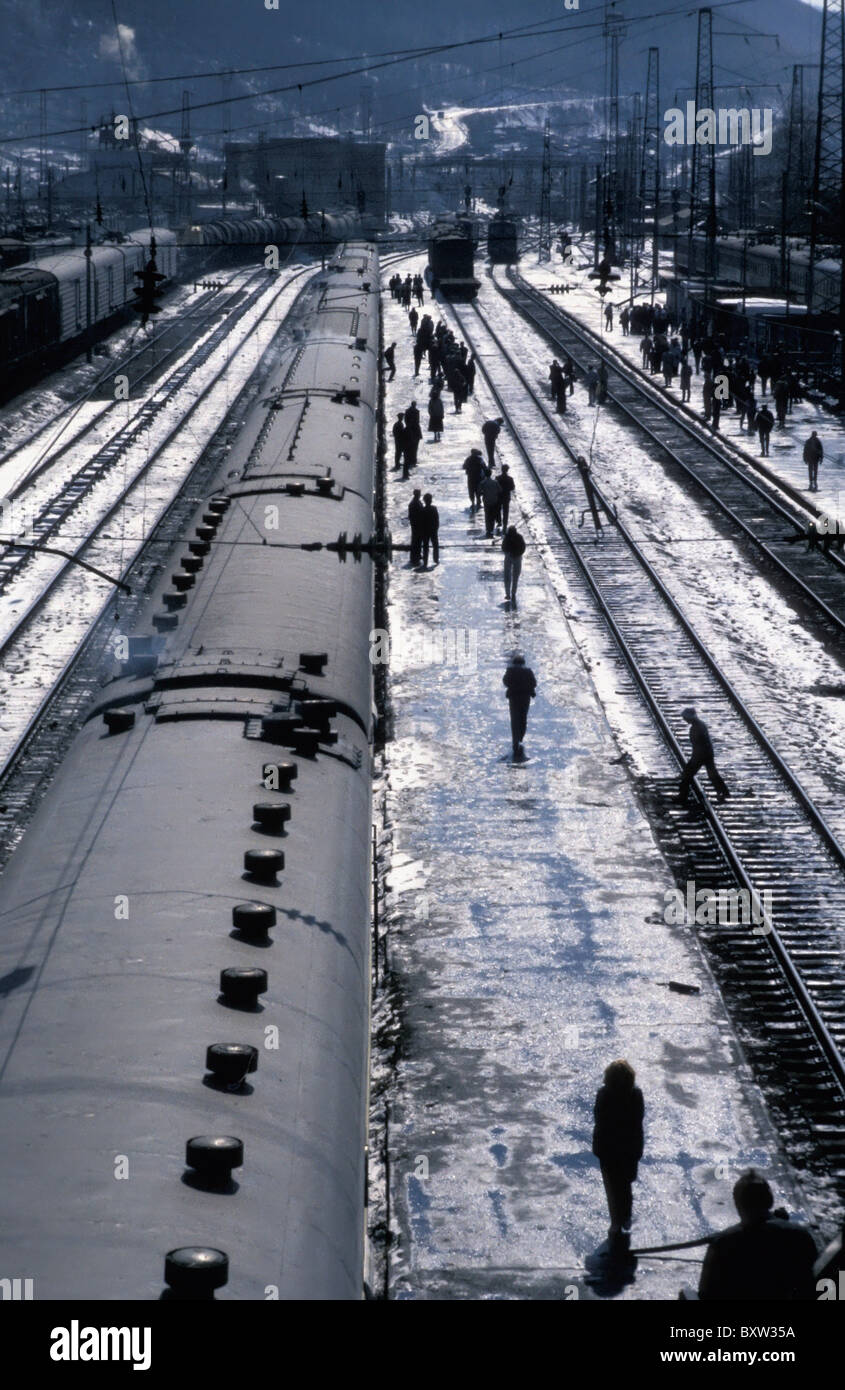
top-left (376, 259), bottom-right (813, 1300)
top-left (519, 253), bottom-right (845, 530)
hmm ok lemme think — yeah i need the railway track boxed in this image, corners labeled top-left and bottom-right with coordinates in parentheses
top-left (491, 267), bottom-right (845, 639)
top-left (0, 260), bottom-right (320, 785)
top-left (448, 293), bottom-right (845, 1166)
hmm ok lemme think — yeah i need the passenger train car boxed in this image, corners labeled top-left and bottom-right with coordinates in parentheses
top-left (0, 226), bottom-right (179, 375)
top-left (0, 242), bottom-right (379, 1300)
top-left (679, 234), bottom-right (842, 313)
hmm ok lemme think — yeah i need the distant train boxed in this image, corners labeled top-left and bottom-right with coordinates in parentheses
top-left (0, 227), bottom-right (179, 376)
top-left (0, 242), bottom-right (380, 1299)
top-left (487, 214), bottom-right (519, 265)
top-left (678, 234), bottom-right (842, 314)
top-left (186, 212), bottom-right (360, 248)
top-left (426, 217), bottom-right (480, 300)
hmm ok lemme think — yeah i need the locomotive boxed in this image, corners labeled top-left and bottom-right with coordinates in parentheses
top-left (426, 217), bottom-right (480, 300)
top-left (0, 242), bottom-right (379, 1299)
top-left (487, 213), bottom-right (520, 265)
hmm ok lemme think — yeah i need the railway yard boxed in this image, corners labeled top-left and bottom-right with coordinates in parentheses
top-left (0, 208), bottom-right (842, 1349)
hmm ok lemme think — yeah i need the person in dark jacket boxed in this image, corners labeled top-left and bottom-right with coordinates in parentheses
top-left (803, 430), bottom-right (823, 491)
top-left (479, 472), bottom-right (502, 539)
top-left (502, 525), bottom-right (526, 603)
top-left (482, 417), bottom-right (504, 469)
top-left (428, 391), bottom-right (444, 442)
top-left (495, 463), bottom-right (515, 530)
top-left (402, 402), bottom-right (422, 477)
top-left (383, 342), bottom-right (396, 380)
top-left (392, 412), bottom-right (405, 471)
top-left (419, 493), bottom-right (439, 567)
top-left (773, 376), bottom-right (790, 428)
top-left (680, 359), bottom-right (692, 402)
top-left (464, 353), bottom-right (476, 396)
top-left (503, 652), bottom-right (536, 756)
top-left (698, 1170), bottom-right (818, 1301)
top-left (463, 448), bottom-right (487, 508)
top-left (592, 1059), bottom-right (645, 1247)
top-left (756, 405), bottom-right (774, 456)
top-left (407, 488), bottom-right (424, 567)
top-left (679, 706), bottom-right (729, 803)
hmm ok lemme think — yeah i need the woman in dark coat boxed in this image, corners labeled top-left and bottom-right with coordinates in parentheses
top-left (592, 1059), bottom-right (644, 1243)
top-left (428, 390), bottom-right (444, 443)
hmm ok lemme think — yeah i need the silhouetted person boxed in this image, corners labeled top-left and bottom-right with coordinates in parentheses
top-left (428, 391), bottom-right (444, 442)
top-left (392, 412), bottom-right (405, 471)
top-left (402, 402), bottom-right (422, 477)
top-left (407, 488), bottom-right (424, 567)
top-left (496, 463), bottom-right (515, 529)
top-left (803, 430), bottom-right (823, 492)
top-left (679, 706), bottom-right (729, 804)
top-left (604, 302), bottom-right (614, 331)
top-left (503, 652), bottom-right (536, 757)
top-left (502, 525), bottom-right (525, 603)
top-left (383, 342), bottom-right (396, 381)
top-left (482, 417), bottom-right (503, 469)
top-left (680, 359), bottom-right (692, 402)
top-left (585, 366), bottom-right (598, 405)
top-left (592, 1059), bottom-right (644, 1251)
top-left (597, 362), bottom-right (609, 404)
top-left (419, 493), bottom-right (439, 567)
top-left (773, 376), bottom-right (789, 427)
top-left (756, 405), bottom-right (773, 456)
top-left (479, 471), bottom-right (501, 538)
top-left (464, 354), bottom-right (476, 395)
top-left (698, 1170), bottom-right (818, 1301)
top-left (463, 448), bottom-right (486, 508)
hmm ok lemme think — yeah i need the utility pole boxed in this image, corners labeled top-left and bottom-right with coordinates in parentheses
top-left (538, 117), bottom-right (552, 263)
top-left (39, 89), bottom-right (46, 199)
top-left (85, 224), bottom-right (93, 363)
top-left (595, 164), bottom-right (603, 268)
top-left (689, 8), bottom-right (716, 326)
top-left (807, 0), bottom-right (844, 376)
top-left (603, 7), bottom-right (625, 264)
top-left (641, 47), bottom-right (661, 303)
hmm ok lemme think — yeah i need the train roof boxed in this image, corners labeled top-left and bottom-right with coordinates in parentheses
top-left (0, 264), bottom-right (56, 293)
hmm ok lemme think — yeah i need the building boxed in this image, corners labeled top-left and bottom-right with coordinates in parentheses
top-left (225, 137), bottom-right (386, 223)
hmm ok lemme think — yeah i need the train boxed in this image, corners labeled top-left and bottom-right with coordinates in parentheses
top-left (426, 217), bottom-right (480, 300)
top-left (0, 241), bottom-right (379, 1299)
top-left (487, 213), bottom-right (520, 265)
top-left (186, 212), bottom-right (361, 248)
top-left (677, 234), bottom-right (842, 314)
top-left (0, 226), bottom-right (179, 376)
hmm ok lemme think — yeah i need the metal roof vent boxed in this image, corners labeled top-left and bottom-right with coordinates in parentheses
top-left (299, 651), bottom-right (327, 675)
top-left (262, 761), bottom-right (297, 792)
top-left (232, 902), bottom-right (276, 939)
top-left (103, 708), bottom-right (135, 734)
top-left (164, 1248), bottom-right (228, 1299)
top-left (252, 802), bottom-right (291, 833)
top-left (219, 967), bottom-right (268, 1008)
top-left (291, 727), bottom-right (320, 758)
top-left (185, 1135), bottom-right (244, 1183)
top-left (205, 1043), bottom-right (259, 1086)
top-left (244, 848), bottom-right (284, 883)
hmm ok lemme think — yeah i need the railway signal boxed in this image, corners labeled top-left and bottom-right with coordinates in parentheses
top-left (133, 241), bottom-right (166, 325)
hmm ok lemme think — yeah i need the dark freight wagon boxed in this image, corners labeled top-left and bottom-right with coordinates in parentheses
top-left (426, 225), bottom-right (480, 300)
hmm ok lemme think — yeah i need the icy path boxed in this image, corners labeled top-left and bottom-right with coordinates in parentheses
top-left (519, 252), bottom-right (845, 527)
top-left (377, 261), bottom-right (808, 1300)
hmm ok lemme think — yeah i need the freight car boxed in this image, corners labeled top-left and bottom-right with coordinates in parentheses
top-left (0, 226), bottom-right (179, 376)
top-left (0, 241), bottom-right (379, 1300)
top-left (679, 234), bottom-right (841, 313)
top-left (487, 213), bottom-right (519, 265)
top-left (426, 219), bottom-right (480, 300)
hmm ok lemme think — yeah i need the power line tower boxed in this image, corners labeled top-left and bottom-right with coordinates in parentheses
top-left (808, 0), bottom-right (844, 318)
top-left (538, 117), bottom-right (552, 262)
top-left (603, 8), bottom-right (625, 263)
top-left (641, 47), bottom-right (661, 301)
top-left (785, 65), bottom-right (809, 232)
top-left (688, 7), bottom-right (717, 300)
top-left (179, 91), bottom-right (194, 222)
top-left (39, 89), bottom-right (46, 198)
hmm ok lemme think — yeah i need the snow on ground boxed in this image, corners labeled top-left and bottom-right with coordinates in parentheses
top-left (520, 249), bottom-right (845, 526)
top-left (474, 268), bottom-right (845, 840)
top-left (377, 256), bottom-right (810, 1300)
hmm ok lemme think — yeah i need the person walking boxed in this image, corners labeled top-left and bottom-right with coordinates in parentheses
top-left (604, 302), bottom-right (614, 331)
top-left (773, 376), bottom-right (790, 428)
top-left (383, 342), bottom-right (396, 381)
top-left (495, 463), bottom-right (515, 530)
top-left (419, 493), bottom-right (440, 567)
top-left (407, 488), bottom-right (424, 567)
top-left (408, 306), bottom-right (419, 335)
top-left (620, 305), bottom-right (630, 336)
top-left (482, 417), bottom-right (504, 470)
top-left (592, 1060), bottom-right (645, 1253)
top-left (502, 652), bottom-right (536, 757)
top-left (803, 430), bottom-right (823, 492)
top-left (462, 448), bottom-right (486, 508)
top-left (479, 471), bottom-right (502, 538)
top-left (586, 366), bottom-right (599, 406)
top-left (392, 412), bottom-right (405, 471)
top-left (756, 405), bottom-right (774, 456)
top-left (502, 525), bottom-right (526, 603)
top-left (679, 707), bottom-right (730, 804)
top-left (464, 353), bottom-right (476, 396)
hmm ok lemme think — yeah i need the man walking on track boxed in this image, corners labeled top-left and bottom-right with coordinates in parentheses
top-left (503, 652), bottom-right (537, 759)
top-left (482, 417), bottom-right (504, 470)
top-left (678, 707), bottom-right (730, 804)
